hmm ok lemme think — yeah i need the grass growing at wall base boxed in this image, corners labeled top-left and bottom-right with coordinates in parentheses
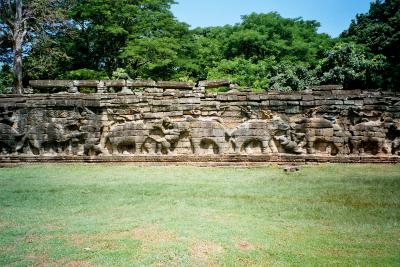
top-left (0, 164), bottom-right (399, 266)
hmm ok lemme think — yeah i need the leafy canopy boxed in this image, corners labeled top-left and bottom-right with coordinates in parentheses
top-left (1, 0), bottom-right (399, 92)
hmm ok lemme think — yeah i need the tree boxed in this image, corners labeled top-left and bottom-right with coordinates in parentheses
top-left (55, 0), bottom-right (192, 80)
top-left (341, 0), bottom-right (400, 89)
top-left (0, 0), bottom-right (70, 94)
top-left (269, 62), bottom-right (317, 92)
top-left (206, 57), bottom-right (272, 90)
top-left (224, 13), bottom-right (334, 66)
top-left (189, 26), bottom-right (233, 80)
top-left (316, 42), bottom-right (385, 88)
top-left (190, 12), bottom-right (335, 90)
top-left (0, 0), bottom-right (27, 93)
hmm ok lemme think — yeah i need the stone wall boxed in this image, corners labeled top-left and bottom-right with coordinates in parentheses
top-left (1, 82), bottom-right (400, 164)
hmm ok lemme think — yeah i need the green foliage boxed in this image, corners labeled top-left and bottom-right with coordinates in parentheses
top-left (192, 12), bottom-right (335, 90)
top-left (21, 0), bottom-right (191, 83)
top-left (61, 68), bottom-right (108, 80)
top-left (58, 68), bottom-right (108, 93)
top-left (269, 62), bottom-right (317, 92)
top-left (205, 86), bottom-right (231, 93)
top-left (316, 42), bottom-right (386, 88)
top-left (112, 68), bottom-right (131, 80)
top-left (341, 0), bottom-right (400, 89)
top-left (0, 65), bottom-right (13, 94)
top-left (24, 37), bottom-right (72, 80)
top-left (3, 0), bottom-right (398, 91)
top-left (68, 0), bottom-right (191, 79)
top-left (225, 13), bottom-right (333, 66)
top-left (0, 34), bottom-right (12, 66)
top-left (206, 57), bottom-right (271, 90)
top-left (188, 27), bottom-right (229, 80)
top-left (121, 37), bottom-right (180, 80)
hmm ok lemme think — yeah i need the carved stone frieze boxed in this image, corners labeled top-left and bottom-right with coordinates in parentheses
top-left (1, 85), bottom-right (400, 161)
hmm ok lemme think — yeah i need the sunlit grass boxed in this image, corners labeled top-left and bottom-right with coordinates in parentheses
top-left (0, 164), bottom-right (399, 266)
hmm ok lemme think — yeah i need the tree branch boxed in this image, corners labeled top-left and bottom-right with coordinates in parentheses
top-left (0, 0), bottom-right (15, 31)
top-left (7, 0), bottom-right (13, 14)
top-left (21, 21), bottom-right (28, 39)
top-left (135, 60), bottom-right (149, 69)
top-left (16, 0), bottom-right (23, 21)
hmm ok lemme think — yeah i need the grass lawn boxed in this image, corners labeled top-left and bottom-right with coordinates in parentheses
top-left (0, 164), bottom-right (399, 266)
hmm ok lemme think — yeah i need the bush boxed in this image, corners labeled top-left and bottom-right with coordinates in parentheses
top-left (61, 69), bottom-right (109, 80)
top-left (316, 42), bottom-right (385, 89)
top-left (0, 65), bottom-right (13, 94)
top-left (206, 57), bottom-right (270, 91)
top-left (268, 62), bottom-right (317, 92)
top-left (112, 68), bottom-right (131, 80)
top-left (59, 69), bottom-right (109, 94)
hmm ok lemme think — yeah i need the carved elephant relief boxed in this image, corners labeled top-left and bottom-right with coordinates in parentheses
top-left (299, 118), bottom-right (350, 155)
top-left (350, 120), bottom-right (390, 155)
top-left (185, 118), bottom-right (231, 155)
top-left (0, 123), bottom-right (24, 154)
top-left (105, 120), bottom-right (151, 155)
top-left (22, 122), bottom-right (84, 155)
top-left (230, 116), bottom-right (290, 154)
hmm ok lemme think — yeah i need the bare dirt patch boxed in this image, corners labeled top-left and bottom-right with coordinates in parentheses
top-left (203, 213), bottom-right (235, 223)
top-left (321, 247), bottom-right (386, 257)
top-left (26, 253), bottom-right (50, 267)
top-left (236, 240), bottom-right (256, 251)
top-left (64, 260), bottom-right (94, 267)
top-left (0, 244), bottom-right (15, 253)
top-left (45, 224), bottom-right (63, 231)
top-left (131, 225), bottom-right (176, 244)
top-left (67, 225), bottom-right (176, 251)
top-left (38, 258), bottom-right (94, 267)
top-left (190, 240), bottom-right (223, 266)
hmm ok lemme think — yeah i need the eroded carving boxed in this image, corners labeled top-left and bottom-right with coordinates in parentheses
top-left (105, 120), bottom-right (150, 155)
top-left (0, 123), bottom-right (24, 154)
top-left (146, 118), bottom-right (189, 155)
top-left (186, 116), bottom-right (230, 155)
top-left (350, 119), bottom-right (390, 155)
top-left (230, 116), bottom-right (290, 154)
top-left (0, 87), bottom-right (399, 160)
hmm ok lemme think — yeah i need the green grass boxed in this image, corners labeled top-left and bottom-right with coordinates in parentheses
top-left (0, 164), bottom-right (399, 266)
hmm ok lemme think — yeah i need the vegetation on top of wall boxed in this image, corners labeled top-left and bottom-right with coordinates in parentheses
top-left (0, 0), bottom-right (399, 93)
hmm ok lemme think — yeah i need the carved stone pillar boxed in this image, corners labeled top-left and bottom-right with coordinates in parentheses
top-left (121, 80), bottom-right (133, 94)
top-left (68, 80), bottom-right (79, 94)
top-left (97, 81), bottom-right (107, 94)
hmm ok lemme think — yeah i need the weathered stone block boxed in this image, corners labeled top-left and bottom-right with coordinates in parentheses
top-left (309, 85), bottom-right (343, 91)
top-left (314, 100), bottom-right (337, 105)
top-left (269, 100), bottom-right (287, 106)
top-left (285, 106), bottom-right (300, 114)
top-left (145, 88), bottom-right (164, 94)
top-left (302, 95), bottom-right (315, 101)
top-left (29, 80), bottom-right (72, 88)
top-left (105, 80), bottom-right (125, 87)
top-left (198, 80), bottom-right (230, 88)
top-left (300, 101), bottom-right (315, 106)
top-left (156, 81), bottom-right (195, 89)
top-left (246, 94), bottom-right (260, 101)
top-left (129, 80), bottom-right (156, 87)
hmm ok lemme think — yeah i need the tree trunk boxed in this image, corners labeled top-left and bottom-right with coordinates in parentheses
top-left (11, 0), bottom-right (25, 95)
top-left (12, 37), bottom-right (24, 94)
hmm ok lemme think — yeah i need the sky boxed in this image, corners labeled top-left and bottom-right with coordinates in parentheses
top-left (171, 0), bottom-right (373, 37)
